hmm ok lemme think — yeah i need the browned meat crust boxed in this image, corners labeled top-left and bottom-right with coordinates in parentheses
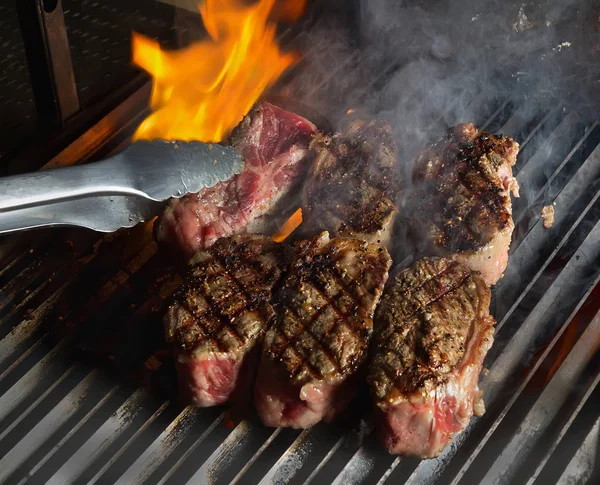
top-left (255, 232), bottom-right (391, 428)
top-left (264, 233), bottom-right (392, 384)
top-left (368, 257), bottom-right (495, 457)
top-left (411, 123), bottom-right (518, 253)
top-left (414, 123), bottom-right (518, 251)
top-left (303, 120), bottom-right (401, 246)
top-left (164, 234), bottom-right (290, 407)
top-left (165, 234), bottom-right (288, 355)
top-left (407, 122), bottom-right (520, 285)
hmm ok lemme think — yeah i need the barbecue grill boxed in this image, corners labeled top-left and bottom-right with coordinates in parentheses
top-left (0, 1), bottom-right (599, 484)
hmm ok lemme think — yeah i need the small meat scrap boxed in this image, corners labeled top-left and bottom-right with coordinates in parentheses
top-left (255, 232), bottom-right (391, 428)
top-left (541, 204), bottom-right (555, 229)
top-left (164, 234), bottom-right (289, 407)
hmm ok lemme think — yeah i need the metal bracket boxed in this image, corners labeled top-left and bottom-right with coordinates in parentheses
top-left (16, 0), bottom-right (80, 128)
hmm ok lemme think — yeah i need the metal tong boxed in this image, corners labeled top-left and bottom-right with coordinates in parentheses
top-left (0, 140), bottom-right (244, 234)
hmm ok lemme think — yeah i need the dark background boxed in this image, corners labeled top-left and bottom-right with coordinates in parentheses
top-left (0, 0), bottom-right (178, 155)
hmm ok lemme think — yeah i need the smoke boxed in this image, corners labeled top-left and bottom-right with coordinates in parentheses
top-left (268, 0), bottom-right (600, 270)
top-left (282, 0), bottom-right (598, 158)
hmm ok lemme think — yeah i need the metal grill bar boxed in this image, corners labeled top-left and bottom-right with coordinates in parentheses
top-left (0, 87), bottom-right (597, 484)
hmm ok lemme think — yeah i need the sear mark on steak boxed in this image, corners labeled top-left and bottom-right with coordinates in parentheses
top-left (155, 102), bottom-right (317, 258)
top-left (409, 122), bottom-right (520, 285)
top-left (368, 257), bottom-right (495, 458)
top-left (255, 232), bottom-right (392, 428)
top-left (303, 120), bottom-right (401, 247)
top-left (164, 234), bottom-right (289, 407)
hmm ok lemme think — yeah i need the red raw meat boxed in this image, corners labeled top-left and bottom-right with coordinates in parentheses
top-left (155, 102), bottom-right (317, 258)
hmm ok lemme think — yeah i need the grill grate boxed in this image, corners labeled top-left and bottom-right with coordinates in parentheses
top-left (0, 84), bottom-right (598, 484)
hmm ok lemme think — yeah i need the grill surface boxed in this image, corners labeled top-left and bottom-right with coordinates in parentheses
top-left (0, 88), bottom-right (598, 485)
top-left (0, 20), bottom-right (599, 484)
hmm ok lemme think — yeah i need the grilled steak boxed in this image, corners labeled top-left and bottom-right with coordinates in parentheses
top-left (255, 232), bottom-right (391, 428)
top-left (303, 120), bottom-right (400, 247)
top-left (155, 102), bottom-right (317, 258)
top-left (164, 234), bottom-right (289, 407)
top-left (409, 123), bottom-right (519, 285)
top-left (368, 257), bottom-right (495, 458)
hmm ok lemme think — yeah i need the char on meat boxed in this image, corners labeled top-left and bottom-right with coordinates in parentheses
top-left (155, 102), bottom-right (317, 258)
top-left (164, 234), bottom-right (289, 407)
top-left (303, 120), bottom-right (400, 247)
top-left (409, 123), bottom-right (520, 285)
top-left (255, 232), bottom-right (391, 428)
top-left (368, 257), bottom-right (495, 458)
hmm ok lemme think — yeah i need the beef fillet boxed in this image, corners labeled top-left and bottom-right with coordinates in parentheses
top-left (164, 234), bottom-right (288, 407)
top-left (368, 257), bottom-right (495, 458)
top-left (255, 232), bottom-right (391, 428)
top-left (410, 122), bottom-right (519, 285)
top-left (303, 120), bottom-right (400, 247)
top-left (155, 102), bottom-right (317, 258)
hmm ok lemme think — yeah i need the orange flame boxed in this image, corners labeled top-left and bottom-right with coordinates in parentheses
top-left (272, 208), bottom-right (303, 242)
top-left (132, 0), bottom-right (306, 143)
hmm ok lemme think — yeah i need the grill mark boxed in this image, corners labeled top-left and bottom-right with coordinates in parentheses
top-left (376, 271), bottom-right (474, 395)
top-left (182, 270), bottom-right (247, 351)
top-left (175, 243), bottom-right (277, 353)
top-left (178, 301), bottom-right (222, 353)
top-left (415, 129), bottom-right (514, 252)
top-left (306, 120), bottom-right (400, 238)
top-left (393, 259), bottom-right (457, 300)
top-left (281, 301), bottom-right (343, 379)
top-left (244, 257), bottom-right (283, 291)
top-left (268, 309), bottom-right (327, 381)
top-left (212, 248), bottom-right (267, 297)
top-left (272, 252), bottom-right (372, 379)
top-left (400, 269), bottom-right (470, 322)
top-left (302, 250), bottom-right (376, 360)
top-left (455, 156), bottom-right (505, 208)
top-left (438, 164), bottom-right (503, 248)
top-left (308, 266), bottom-right (366, 340)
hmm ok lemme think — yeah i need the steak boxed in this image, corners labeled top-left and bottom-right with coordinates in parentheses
top-left (368, 257), bottom-right (495, 458)
top-left (164, 234), bottom-right (289, 407)
top-left (155, 102), bottom-right (317, 258)
top-left (303, 120), bottom-right (400, 247)
top-left (255, 232), bottom-right (391, 428)
top-left (409, 122), bottom-right (520, 285)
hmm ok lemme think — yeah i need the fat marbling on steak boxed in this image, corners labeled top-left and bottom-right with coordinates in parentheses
top-left (409, 122), bottom-right (520, 285)
top-left (255, 232), bottom-right (391, 428)
top-left (164, 234), bottom-right (289, 407)
top-left (303, 120), bottom-right (400, 247)
top-left (155, 102), bottom-right (317, 258)
top-left (368, 257), bottom-right (495, 458)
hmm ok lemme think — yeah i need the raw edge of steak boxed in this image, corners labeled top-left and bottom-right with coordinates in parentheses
top-left (175, 344), bottom-right (260, 407)
top-left (254, 353), bottom-right (363, 428)
top-left (154, 102), bottom-right (317, 258)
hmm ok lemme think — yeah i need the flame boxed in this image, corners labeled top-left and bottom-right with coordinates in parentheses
top-left (540, 282), bottom-right (600, 386)
top-left (132, 0), bottom-right (306, 143)
top-left (272, 208), bottom-right (303, 242)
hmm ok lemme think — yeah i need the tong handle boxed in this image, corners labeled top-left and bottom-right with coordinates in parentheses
top-left (0, 139), bottom-right (242, 213)
top-left (0, 159), bottom-right (138, 212)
